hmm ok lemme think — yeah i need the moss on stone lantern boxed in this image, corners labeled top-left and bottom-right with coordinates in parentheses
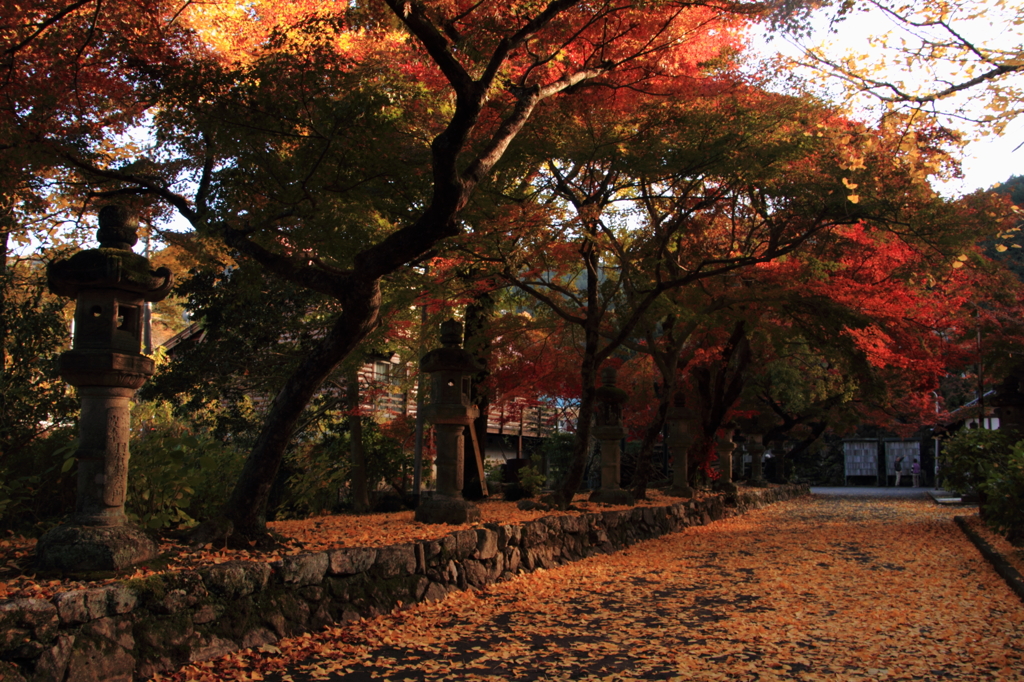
top-left (415, 319), bottom-right (484, 524)
top-left (35, 206), bottom-right (173, 572)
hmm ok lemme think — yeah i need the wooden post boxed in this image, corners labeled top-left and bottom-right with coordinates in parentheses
top-left (469, 425), bottom-right (488, 496)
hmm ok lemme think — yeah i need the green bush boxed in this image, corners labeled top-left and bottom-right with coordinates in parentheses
top-left (518, 460), bottom-right (547, 498)
top-left (537, 431), bottom-right (575, 489)
top-left (0, 430), bottom-right (77, 533)
top-left (938, 428), bottom-right (1012, 497)
top-left (980, 442), bottom-right (1024, 545)
top-left (278, 418), bottom-right (414, 517)
top-left (0, 265), bottom-right (79, 531)
top-left (127, 401), bottom-right (247, 530)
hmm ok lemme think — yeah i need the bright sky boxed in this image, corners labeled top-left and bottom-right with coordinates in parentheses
top-left (753, 0), bottom-right (1023, 196)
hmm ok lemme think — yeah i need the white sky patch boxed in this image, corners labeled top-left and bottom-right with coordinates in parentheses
top-left (749, 1), bottom-right (1023, 195)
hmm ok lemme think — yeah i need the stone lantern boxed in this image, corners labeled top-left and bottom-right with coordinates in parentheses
top-left (589, 366), bottom-right (634, 505)
top-left (35, 206), bottom-right (173, 572)
top-left (666, 391), bottom-right (698, 498)
top-left (991, 373), bottom-right (1024, 438)
top-left (715, 424), bottom-right (738, 494)
top-left (746, 433), bottom-right (768, 487)
top-left (415, 319), bottom-right (483, 524)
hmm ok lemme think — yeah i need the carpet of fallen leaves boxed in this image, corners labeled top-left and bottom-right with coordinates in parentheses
top-left (151, 495), bottom-right (1024, 682)
top-left (0, 491), bottom-right (698, 601)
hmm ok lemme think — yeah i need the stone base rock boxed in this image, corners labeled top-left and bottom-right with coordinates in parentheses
top-left (667, 485), bottom-right (694, 498)
top-left (748, 478), bottom-right (769, 488)
top-left (35, 524), bottom-right (158, 572)
top-left (414, 496), bottom-right (481, 525)
top-left (715, 481), bottom-right (739, 494)
top-left (589, 489), bottom-right (635, 506)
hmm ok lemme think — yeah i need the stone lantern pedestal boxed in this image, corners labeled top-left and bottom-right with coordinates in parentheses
top-left (715, 425), bottom-right (738, 494)
top-left (415, 320), bottom-right (483, 524)
top-left (589, 367), bottom-right (634, 506)
top-left (35, 206), bottom-right (172, 572)
top-left (991, 373), bottom-right (1024, 439)
top-left (746, 434), bottom-right (768, 487)
top-left (667, 393), bottom-right (696, 498)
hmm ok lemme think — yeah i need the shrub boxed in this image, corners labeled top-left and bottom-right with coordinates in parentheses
top-left (127, 401), bottom-right (247, 530)
top-left (0, 265), bottom-right (78, 531)
top-left (502, 456), bottom-right (547, 501)
top-left (279, 418), bottom-right (414, 517)
top-left (980, 442), bottom-right (1024, 545)
top-left (537, 431), bottom-right (575, 489)
top-left (518, 460), bottom-right (547, 497)
top-left (938, 428), bottom-right (1012, 497)
top-left (0, 429), bottom-right (77, 533)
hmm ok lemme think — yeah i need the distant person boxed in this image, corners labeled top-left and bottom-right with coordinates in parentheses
top-left (912, 458), bottom-right (921, 487)
top-left (894, 455), bottom-right (904, 486)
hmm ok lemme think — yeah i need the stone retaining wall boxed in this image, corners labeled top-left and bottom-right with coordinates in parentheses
top-left (0, 485), bottom-right (808, 682)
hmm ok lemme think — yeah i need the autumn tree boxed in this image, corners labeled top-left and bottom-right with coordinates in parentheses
top-left (29, 0), bottom-right (807, 541)
top-left (669, 181), bottom-right (1017, 486)
top-left (461, 74), bottom-right (1003, 503)
top-left (788, 0), bottom-right (1024, 130)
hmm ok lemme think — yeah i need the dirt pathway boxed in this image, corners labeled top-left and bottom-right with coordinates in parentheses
top-left (157, 495), bottom-right (1024, 681)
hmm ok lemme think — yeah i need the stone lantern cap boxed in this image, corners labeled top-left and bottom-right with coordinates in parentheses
top-left (668, 390), bottom-right (697, 421)
top-left (420, 319), bottom-right (480, 426)
top-left (990, 375), bottom-right (1024, 408)
top-left (595, 365), bottom-right (628, 406)
top-left (48, 206), bottom-right (173, 301)
top-left (717, 423), bottom-right (737, 444)
top-left (420, 319), bottom-right (483, 375)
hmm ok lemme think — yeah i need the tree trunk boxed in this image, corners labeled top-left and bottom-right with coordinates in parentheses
top-left (553, 233), bottom-right (605, 509)
top-left (631, 318), bottom-right (694, 500)
top-left (0, 225), bottom-right (8, 374)
top-left (693, 320), bottom-right (751, 472)
top-left (631, 397), bottom-right (671, 500)
top-left (347, 364), bottom-right (370, 513)
top-left (462, 293), bottom-right (493, 499)
top-left (555, 354), bottom-right (599, 508)
top-left (213, 279), bottom-right (381, 543)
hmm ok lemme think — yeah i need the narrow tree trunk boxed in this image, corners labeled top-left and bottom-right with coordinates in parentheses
top-left (631, 319), bottom-right (694, 500)
top-left (554, 233), bottom-right (605, 509)
top-left (348, 364), bottom-right (370, 512)
top-left (631, 397), bottom-right (671, 500)
top-left (556, 355), bottom-right (599, 508)
top-left (462, 293), bottom-right (493, 499)
top-left (0, 226), bottom-right (8, 374)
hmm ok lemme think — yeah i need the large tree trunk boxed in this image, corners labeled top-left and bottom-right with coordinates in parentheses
top-left (211, 279), bottom-right (381, 543)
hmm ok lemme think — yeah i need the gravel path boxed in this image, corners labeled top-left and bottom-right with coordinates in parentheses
top-left (159, 495), bottom-right (1024, 682)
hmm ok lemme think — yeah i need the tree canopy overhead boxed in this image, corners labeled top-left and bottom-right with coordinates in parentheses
top-left (13, 0), bottom-right (787, 538)
top-left (5, 0), bottom-right (1022, 534)
top-left (785, 0), bottom-right (1024, 133)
